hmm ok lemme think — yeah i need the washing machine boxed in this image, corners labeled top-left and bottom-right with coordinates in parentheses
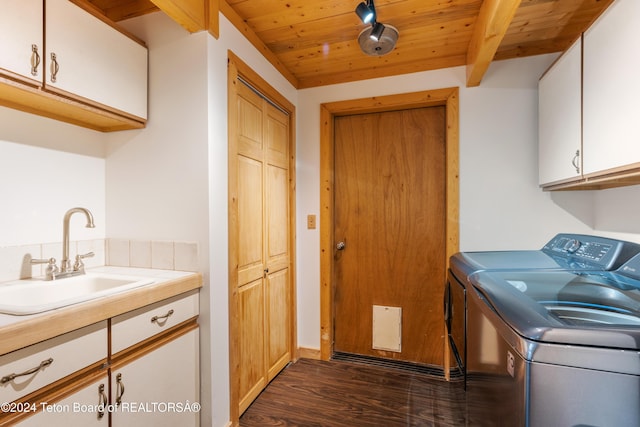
top-left (465, 254), bottom-right (640, 426)
top-left (445, 233), bottom-right (640, 386)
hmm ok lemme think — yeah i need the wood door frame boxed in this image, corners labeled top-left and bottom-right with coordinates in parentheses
top-left (319, 88), bottom-right (460, 368)
top-left (228, 50), bottom-right (297, 424)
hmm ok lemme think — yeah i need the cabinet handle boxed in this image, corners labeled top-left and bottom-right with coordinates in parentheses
top-left (571, 149), bottom-right (580, 174)
top-left (151, 309), bottom-right (174, 323)
top-left (98, 384), bottom-right (108, 419)
top-left (30, 44), bottom-right (40, 76)
top-left (115, 373), bottom-right (125, 406)
top-left (50, 53), bottom-right (59, 83)
top-left (0, 358), bottom-right (53, 384)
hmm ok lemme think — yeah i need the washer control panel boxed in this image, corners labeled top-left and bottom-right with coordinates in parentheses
top-left (543, 234), bottom-right (640, 270)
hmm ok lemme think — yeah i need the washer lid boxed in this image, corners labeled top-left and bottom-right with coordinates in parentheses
top-left (471, 270), bottom-right (640, 350)
top-left (449, 234), bottom-right (640, 281)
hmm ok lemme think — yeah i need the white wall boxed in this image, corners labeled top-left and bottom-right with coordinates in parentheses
top-left (0, 105), bottom-right (106, 248)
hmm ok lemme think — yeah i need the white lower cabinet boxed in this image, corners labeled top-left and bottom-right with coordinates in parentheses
top-left (110, 327), bottom-right (200, 427)
top-left (0, 290), bottom-right (199, 426)
top-left (16, 375), bottom-right (109, 426)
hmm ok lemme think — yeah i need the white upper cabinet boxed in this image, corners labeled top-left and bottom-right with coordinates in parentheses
top-left (538, 37), bottom-right (582, 186)
top-left (583, 0), bottom-right (640, 175)
top-left (0, 0), bottom-right (43, 85)
top-left (46, 0), bottom-right (148, 120)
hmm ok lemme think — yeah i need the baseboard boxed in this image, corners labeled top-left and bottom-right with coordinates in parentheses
top-left (297, 346), bottom-right (321, 360)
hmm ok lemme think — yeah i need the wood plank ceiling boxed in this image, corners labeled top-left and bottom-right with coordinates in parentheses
top-left (87, 0), bottom-right (614, 89)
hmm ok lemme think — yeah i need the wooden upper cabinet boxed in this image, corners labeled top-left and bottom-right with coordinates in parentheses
top-left (46, 0), bottom-right (148, 120)
top-left (0, 0), bottom-right (43, 86)
top-left (0, 0), bottom-right (148, 131)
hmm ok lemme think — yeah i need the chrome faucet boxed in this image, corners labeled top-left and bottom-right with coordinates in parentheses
top-left (31, 207), bottom-right (96, 280)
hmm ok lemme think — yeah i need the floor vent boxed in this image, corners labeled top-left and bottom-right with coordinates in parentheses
top-left (331, 352), bottom-right (463, 381)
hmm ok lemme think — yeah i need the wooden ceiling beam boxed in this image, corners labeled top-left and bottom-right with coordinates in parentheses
top-left (466, 0), bottom-right (522, 87)
top-left (148, 0), bottom-right (219, 36)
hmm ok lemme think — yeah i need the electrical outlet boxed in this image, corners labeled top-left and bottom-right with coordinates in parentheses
top-left (307, 214), bottom-right (316, 229)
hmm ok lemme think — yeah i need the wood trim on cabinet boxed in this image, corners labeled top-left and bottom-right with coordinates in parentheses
top-left (542, 163), bottom-right (640, 191)
top-left (0, 75), bottom-right (145, 132)
top-left (319, 88), bottom-right (460, 372)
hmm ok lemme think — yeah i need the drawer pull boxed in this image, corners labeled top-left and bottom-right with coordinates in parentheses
top-left (151, 309), bottom-right (174, 323)
top-left (1, 358), bottom-right (54, 384)
top-left (115, 373), bottom-right (125, 406)
top-left (30, 44), bottom-right (40, 76)
top-left (98, 384), bottom-right (108, 418)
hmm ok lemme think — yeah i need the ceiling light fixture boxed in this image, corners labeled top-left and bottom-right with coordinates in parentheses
top-left (355, 1), bottom-right (376, 25)
top-left (355, 0), bottom-right (398, 56)
top-left (369, 22), bottom-right (385, 42)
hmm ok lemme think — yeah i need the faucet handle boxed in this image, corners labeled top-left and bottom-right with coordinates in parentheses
top-left (31, 258), bottom-right (59, 280)
top-left (73, 252), bottom-right (95, 272)
top-left (31, 257), bottom-right (56, 265)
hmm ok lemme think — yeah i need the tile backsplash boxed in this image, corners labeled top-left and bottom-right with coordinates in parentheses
top-left (0, 239), bottom-right (199, 283)
top-left (106, 239), bottom-right (199, 271)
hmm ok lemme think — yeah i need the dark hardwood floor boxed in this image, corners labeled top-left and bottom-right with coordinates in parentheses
top-left (239, 358), bottom-right (467, 427)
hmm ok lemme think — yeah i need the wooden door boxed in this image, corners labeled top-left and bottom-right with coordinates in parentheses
top-left (333, 107), bottom-right (446, 366)
top-left (234, 78), bottom-right (292, 414)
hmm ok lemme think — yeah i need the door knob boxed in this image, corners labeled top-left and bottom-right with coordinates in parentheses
top-left (336, 241), bottom-right (346, 250)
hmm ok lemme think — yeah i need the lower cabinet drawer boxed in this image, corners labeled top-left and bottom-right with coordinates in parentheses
top-left (0, 321), bottom-right (107, 404)
top-left (111, 290), bottom-right (199, 354)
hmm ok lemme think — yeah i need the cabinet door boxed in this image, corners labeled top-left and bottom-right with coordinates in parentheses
top-left (45, 0), bottom-right (147, 119)
top-left (583, 0), bottom-right (640, 175)
top-left (110, 327), bottom-right (199, 427)
top-left (16, 374), bottom-right (109, 427)
top-left (538, 37), bottom-right (582, 186)
top-left (0, 0), bottom-right (43, 85)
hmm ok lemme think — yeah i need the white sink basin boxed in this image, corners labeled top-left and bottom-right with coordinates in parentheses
top-left (0, 273), bottom-right (155, 315)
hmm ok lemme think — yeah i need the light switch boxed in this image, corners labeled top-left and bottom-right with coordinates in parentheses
top-left (307, 214), bottom-right (316, 229)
